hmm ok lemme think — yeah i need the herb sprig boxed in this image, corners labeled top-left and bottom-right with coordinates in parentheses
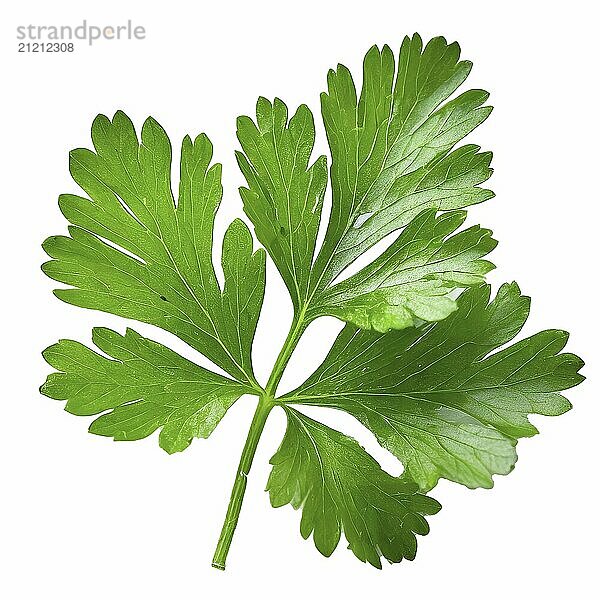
top-left (41, 34), bottom-right (584, 570)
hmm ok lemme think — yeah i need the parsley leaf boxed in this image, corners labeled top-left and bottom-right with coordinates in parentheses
top-left (283, 284), bottom-right (585, 490)
top-left (41, 328), bottom-right (249, 453)
top-left (267, 407), bottom-right (441, 568)
top-left (41, 35), bottom-right (585, 571)
top-left (42, 112), bottom-right (265, 387)
top-left (236, 98), bottom-right (328, 312)
top-left (313, 208), bottom-right (496, 331)
top-left (238, 34), bottom-right (494, 331)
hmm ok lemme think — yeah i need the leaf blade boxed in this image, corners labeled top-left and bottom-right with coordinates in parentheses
top-left (311, 35), bottom-right (493, 292)
top-left (41, 328), bottom-right (248, 453)
top-left (267, 407), bottom-right (441, 567)
top-left (42, 112), bottom-right (265, 385)
top-left (284, 284), bottom-right (585, 490)
top-left (237, 98), bottom-right (327, 310)
top-left (311, 208), bottom-right (497, 331)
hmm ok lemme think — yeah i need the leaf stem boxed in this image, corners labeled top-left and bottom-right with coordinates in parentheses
top-left (211, 309), bottom-right (309, 570)
top-left (264, 308), bottom-right (308, 396)
top-left (212, 394), bottom-right (274, 570)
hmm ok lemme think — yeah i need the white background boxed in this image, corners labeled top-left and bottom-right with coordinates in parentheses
top-left (2, 1), bottom-right (598, 598)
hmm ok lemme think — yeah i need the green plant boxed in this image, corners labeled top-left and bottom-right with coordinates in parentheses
top-left (40, 34), bottom-right (584, 570)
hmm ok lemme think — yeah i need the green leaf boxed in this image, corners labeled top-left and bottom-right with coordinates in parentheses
top-left (309, 208), bottom-right (496, 331)
top-left (236, 98), bottom-right (328, 310)
top-left (267, 407), bottom-right (441, 568)
top-left (41, 327), bottom-right (248, 453)
top-left (42, 111), bottom-right (265, 386)
top-left (284, 284), bottom-right (585, 490)
top-left (312, 34), bottom-right (493, 287)
top-left (40, 37), bottom-right (586, 571)
top-left (237, 35), bottom-right (495, 332)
